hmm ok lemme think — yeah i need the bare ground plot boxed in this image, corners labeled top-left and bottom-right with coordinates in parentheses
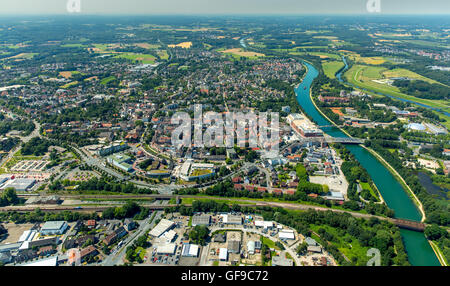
top-left (309, 173), bottom-right (349, 196)
top-left (1, 223), bottom-right (35, 244)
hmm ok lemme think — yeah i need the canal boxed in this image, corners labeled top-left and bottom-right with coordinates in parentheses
top-left (295, 61), bottom-right (440, 266)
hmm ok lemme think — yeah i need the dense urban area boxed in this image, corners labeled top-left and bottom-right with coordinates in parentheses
top-left (0, 15), bottom-right (448, 267)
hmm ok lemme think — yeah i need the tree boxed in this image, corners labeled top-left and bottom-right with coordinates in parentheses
top-left (189, 225), bottom-right (210, 246)
top-left (297, 242), bottom-right (308, 255)
top-left (424, 224), bottom-right (447, 241)
top-left (0, 188), bottom-right (20, 206)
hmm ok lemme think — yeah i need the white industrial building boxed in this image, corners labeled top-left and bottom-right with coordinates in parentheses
top-left (182, 244), bottom-right (200, 257)
top-left (40, 221), bottom-right (69, 235)
top-left (20, 256), bottom-right (58, 266)
top-left (149, 219), bottom-right (175, 238)
top-left (219, 248), bottom-right (228, 261)
top-left (220, 214), bottom-right (242, 225)
top-left (254, 220), bottom-right (274, 229)
top-left (0, 178), bottom-right (36, 192)
top-left (156, 243), bottom-right (177, 255)
top-left (18, 230), bottom-right (37, 243)
top-left (247, 241), bottom-right (255, 255)
top-left (161, 230), bottom-right (177, 242)
top-left (278, 229), bottom-right (295, 240)
top-left (179, 159), bottom-right (215, 181)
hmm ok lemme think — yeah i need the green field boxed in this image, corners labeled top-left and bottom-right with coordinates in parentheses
top-left (345, 64), bottom-right (450, 115)
top-left (157, 50), bottom-right (169, 60)
top-left (61, 81), bottom-right (79, 89)
top-left (114, 53), bottom-right (156, 64)
top-left (61, 44), bottom-right (88, 48)
top-left (309, 224), bottom-right (370, 265)
top-left (360, 182), bottom-right (379, 201)
top-left (309, 52), bottom-right (341, 60)
top-left (261, 236), bottom-right (282, 250)
top-left (322, 61), bottom-right (345, 78)
top-left (100, 76), bottom-right (116, 85)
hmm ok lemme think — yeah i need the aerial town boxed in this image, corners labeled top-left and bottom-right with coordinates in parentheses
top-left (0, 11), bottom-right (448, 268)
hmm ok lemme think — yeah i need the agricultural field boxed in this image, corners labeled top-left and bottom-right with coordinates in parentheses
top-left (114, 53), bottom-right (156, 64)
top-left (134, 43), bottom-right (160, 49)
top-left (61, 43), bottom-right (88, 48)
top-left (168, 42), bottom-right (193, 49)
top-left (157, 50), bottom-right (169, 60)
top-left (100, 76), bottom-right (117, 85)
top-left (1, 53), bottom-right (37, 61)
top-left (58, 71), bottom-right (82, 79)
top-left (322, 61), bottom-right (345, 78)
top-left (61, 81), bottom-right (79, 89)
top-left (220, 48), bottom-right (265, 59)
top-left (345, 64), bottom-right (450, 112)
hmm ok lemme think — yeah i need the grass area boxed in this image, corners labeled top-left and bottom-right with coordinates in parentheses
top-left (181, 197), bottom-right (254, 206)
top-left (61, 44), bottom-right (87, 48)
top-left (345, 64), bottom-right (450, 112)
top-left (114, 53), bottom-right (156, 64)
top-left (180, 194), bottom-right (372, 215)
top-left (157, 50), bottom-right (169, 60)
top-left (135, 247), bottom-right (146, 261)
top-left (360, 182), bottom-right (379, 201)
top-left (1, 53), bottom-right (37, 61)
top-left (100, 76), bottom-right (116, 85)
top-left (310, 224), bottom-right (369, 265)
top-left (429, 240), bottom-right (448, 266)
top-left (309, 52), bottom-right (341, 60)
top-left (190, 169), bottom-right (213, 177)
top-left (61, 81), bottom-right (79, 89)
top-left (261, 236), bottom-right (281, 250)
top-left (134, 43), bottom-right (160, 49)
top-left (220, 48), bottom-right (265, 60)
top-left (322, 61), bottom-right (345, 78)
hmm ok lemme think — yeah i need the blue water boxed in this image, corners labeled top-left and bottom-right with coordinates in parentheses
top-left (295, 61), bottom-right (440, 266)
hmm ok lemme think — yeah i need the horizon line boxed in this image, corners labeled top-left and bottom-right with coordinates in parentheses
top-left (0, 13), bottom-right (449, 17)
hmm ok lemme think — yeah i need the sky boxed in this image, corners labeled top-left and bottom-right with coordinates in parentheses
top-left (0, 0), bottom-right (449, 15)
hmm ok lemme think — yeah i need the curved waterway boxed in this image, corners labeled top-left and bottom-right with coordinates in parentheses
top-left (295, 61), bottom-right (440, 266)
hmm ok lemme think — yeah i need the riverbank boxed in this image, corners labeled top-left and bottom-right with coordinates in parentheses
top-left (361, 145), bottom-right (426, 222)
top-left (306, 85), bottom-right (387, 204)
top-left (306, 61), bottom-right (426, 222)
top-left (429, 240), bottom-right (447, 266)
top-left (296, 60), bottom-right (440, 265)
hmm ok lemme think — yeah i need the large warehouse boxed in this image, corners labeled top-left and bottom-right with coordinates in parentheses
top-left (0, 178), bottom-right (36, 192)
top-left (40, 221), bottom-right (69, 235)
top-left (278, 229), bottom-right (295, 240)
top-left (149, 219), bottom-right (175, 238)
top-left (156, 243), bottom-right (176, 255)
top-left (181, 244), bottom-right (199, 257)
top-left (192, 214), bottom-right (211, 226)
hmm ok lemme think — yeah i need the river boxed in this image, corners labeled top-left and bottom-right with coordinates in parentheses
top-left (295, 61), bottom-right (440, 266)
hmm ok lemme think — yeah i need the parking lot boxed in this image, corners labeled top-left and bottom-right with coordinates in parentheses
top-left (11, 160), bottom-right (49, 172)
